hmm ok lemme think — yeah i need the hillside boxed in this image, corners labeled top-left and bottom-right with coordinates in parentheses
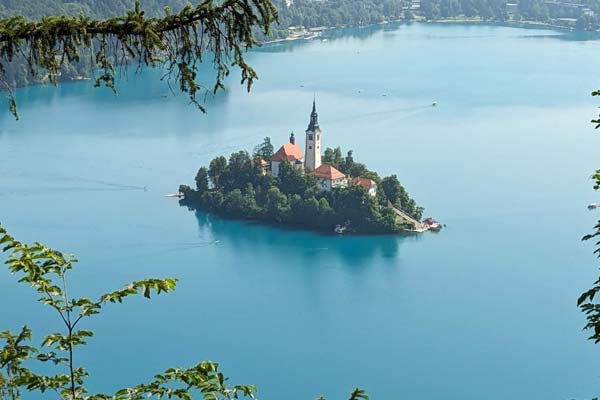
top-left (0, 0), bottom-right (188, 19)
top-left (0, 0), bottom-right (598, 90)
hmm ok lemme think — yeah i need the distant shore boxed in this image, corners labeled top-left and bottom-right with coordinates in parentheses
top-left (261, 16), bottom-right (597, 45)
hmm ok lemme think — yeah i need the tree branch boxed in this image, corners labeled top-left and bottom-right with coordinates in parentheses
top-left (0, 0), bottom-right (278, 119)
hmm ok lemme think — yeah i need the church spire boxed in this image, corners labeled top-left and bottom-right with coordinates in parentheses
top-left (308, 95), bottom-right (319, 130)
top-left (304, 96), bottom-right (322, 172)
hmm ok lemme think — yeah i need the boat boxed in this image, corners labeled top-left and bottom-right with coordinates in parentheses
top-left (423, 217), bottom-right (442, 231)
top-left (334, 224), bottom-right (347, 234)
top-left (432, 101), bottom-right (437, 107)
top-left (589, 202), bottom-right (598, 209)
top-left (428, 223), bottom-right (442, 232)
top-left (164, 193), bottom-right (184, 198)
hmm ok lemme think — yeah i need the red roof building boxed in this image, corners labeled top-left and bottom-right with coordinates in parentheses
top-left (313, 164), bottom-right (345, 180)
top-left (313, 164), bottom-right (347, 191)
top-left (271, 136), bottom-right (305, 177)
top-left (271, 143), bottom-right (304, 163)
top-left (351, 177), bottom-right (377, 196)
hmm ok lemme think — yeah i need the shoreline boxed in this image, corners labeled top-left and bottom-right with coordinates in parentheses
top-left (261, 17), bottom-right (598, 45)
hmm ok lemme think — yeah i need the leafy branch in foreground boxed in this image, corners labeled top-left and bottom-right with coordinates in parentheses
top-left (0, 224), bottom-right (368, 400)
top-left (0, 0), bottom-right (278, 119)
top-left (0, 224), bottom-right (254, 400)
top-left (579, 90), bottom-right (600, 343)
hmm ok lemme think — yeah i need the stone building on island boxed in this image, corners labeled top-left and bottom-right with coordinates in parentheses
top-left (314, 164), bottom-right (347, 191)
top-left (270, 132), bottom-right (304, 177)
top-left (352, 177), bottom-right (377, 197)
top-left (270, 98), bottom-right (368, 193)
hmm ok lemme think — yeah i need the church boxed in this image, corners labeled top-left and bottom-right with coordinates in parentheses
top-left (270, 99), bottom-right (349, 192)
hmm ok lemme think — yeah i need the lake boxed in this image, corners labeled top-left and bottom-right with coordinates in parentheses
top-left (1, 22), bottom-right (600, 399)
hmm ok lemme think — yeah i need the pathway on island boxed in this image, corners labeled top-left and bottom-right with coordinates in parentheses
top-left (387, 200), bottom-right (428, 232)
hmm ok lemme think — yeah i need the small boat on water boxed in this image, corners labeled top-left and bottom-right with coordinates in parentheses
top-left (164, 193), bottom-right (184, 198)
top-left (432, 101), bottom-right (437, 107)
top-left (423, 217), bottom-right (442, 231)
top-left (589, 202), bottom-right (598, 210)
top-left (334, 224), bottom-right (347, 234)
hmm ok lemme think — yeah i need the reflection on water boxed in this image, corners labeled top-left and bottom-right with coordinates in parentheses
top-left (193, 210), bottom-right (417, 267)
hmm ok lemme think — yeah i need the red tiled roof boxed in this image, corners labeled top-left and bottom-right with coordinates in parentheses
top-left (352, 177), bottom-right (376, 190)
top-left (313, 164), bottom-right (346, 180)
top-left (271, 143), bottom-right (304, 162)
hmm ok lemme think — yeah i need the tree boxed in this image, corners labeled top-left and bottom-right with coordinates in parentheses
top-left (322, 147), bottom-right (344, 169)
top-left (381, 175), bottom-right (403, 205)
top-left (0, 224), bottom-right (257, 400)
top-left (332, 185), bottom-right (388, 233)
top-left (195, 167), bottom-right (209, 194)
top-left (221, 151), bottom-right (256, 191)
top-left (208, 156), bottom-right (227, 190)
top-left (277, 160), bottom-right (315, 196)
top-left (0, 0), bottom-right (278, 119)
top-left (344, 150), bottom-right (355, 173)
top-left (578, 89), bottom-right (600, 343)
top-left (253, 137), bottom-right (274, 160)
top-left (265, 186), bottom-right (289, 222)
top-left (380, 175), bottom-right (422, 220)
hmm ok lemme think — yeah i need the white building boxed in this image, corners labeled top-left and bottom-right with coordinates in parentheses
top-left (314, 164), bottom-right (348, 191)
top-left (352, 177), bottom-right (377, 196)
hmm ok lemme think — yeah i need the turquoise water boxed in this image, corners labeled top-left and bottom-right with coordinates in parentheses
top-left (2, 22), bottom-right (600, 399)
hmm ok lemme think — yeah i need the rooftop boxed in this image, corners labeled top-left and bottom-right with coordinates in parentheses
top-left (272, 143), bottom-right (304, 162)
top-left (313, 164), bottom-right (346, 180)
top-left (352, 177), bottom-right (376, 190)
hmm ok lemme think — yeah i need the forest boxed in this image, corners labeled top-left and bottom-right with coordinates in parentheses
top-left (179, 138), bottom-right (423, 234)
top-left (1, 0), bottom-right (598, 89)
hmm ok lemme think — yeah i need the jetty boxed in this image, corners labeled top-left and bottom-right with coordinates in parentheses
top-left (387, 200), bottom-right (435, 232)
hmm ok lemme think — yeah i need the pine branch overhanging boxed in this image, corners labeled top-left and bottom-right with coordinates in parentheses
top-left (0, 0), bottom-right (278, 120)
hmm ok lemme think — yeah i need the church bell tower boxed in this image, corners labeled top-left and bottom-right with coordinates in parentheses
top-left (304, 97), bottom-right (322, 172)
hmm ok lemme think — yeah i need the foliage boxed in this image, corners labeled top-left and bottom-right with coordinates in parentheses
top-left (579, 89), bottom-right (600, 343)
top-left (208, 156), bottom-right (228, 190)
top-left (180, 139), bottom-right (423, 233)
top-left (0, 0), bottom-right (278, 119)
top-left (322, 147), bottom-right (379, 183)
top-left (418, 0), bottom-right (600, 29)
top-left (195, 167), bottom-right (209, 194)
top-left (253, 137), bottom-right (274, 160)
top-left (0, 224), bottom-right (260, 400)
top-left (0, 225), bottom-right (370, 400)
top-left (2, 0), bottom-right (600, 103)
top-left (0, 1), bottom-right (189, 20)
top-left (262, 0), bottom-right (409, 39)
top-left (381, 175), bottom-right (423, 221)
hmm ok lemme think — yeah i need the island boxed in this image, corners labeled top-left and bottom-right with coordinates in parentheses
top-left (179, 99), bottom-right (440, 234)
